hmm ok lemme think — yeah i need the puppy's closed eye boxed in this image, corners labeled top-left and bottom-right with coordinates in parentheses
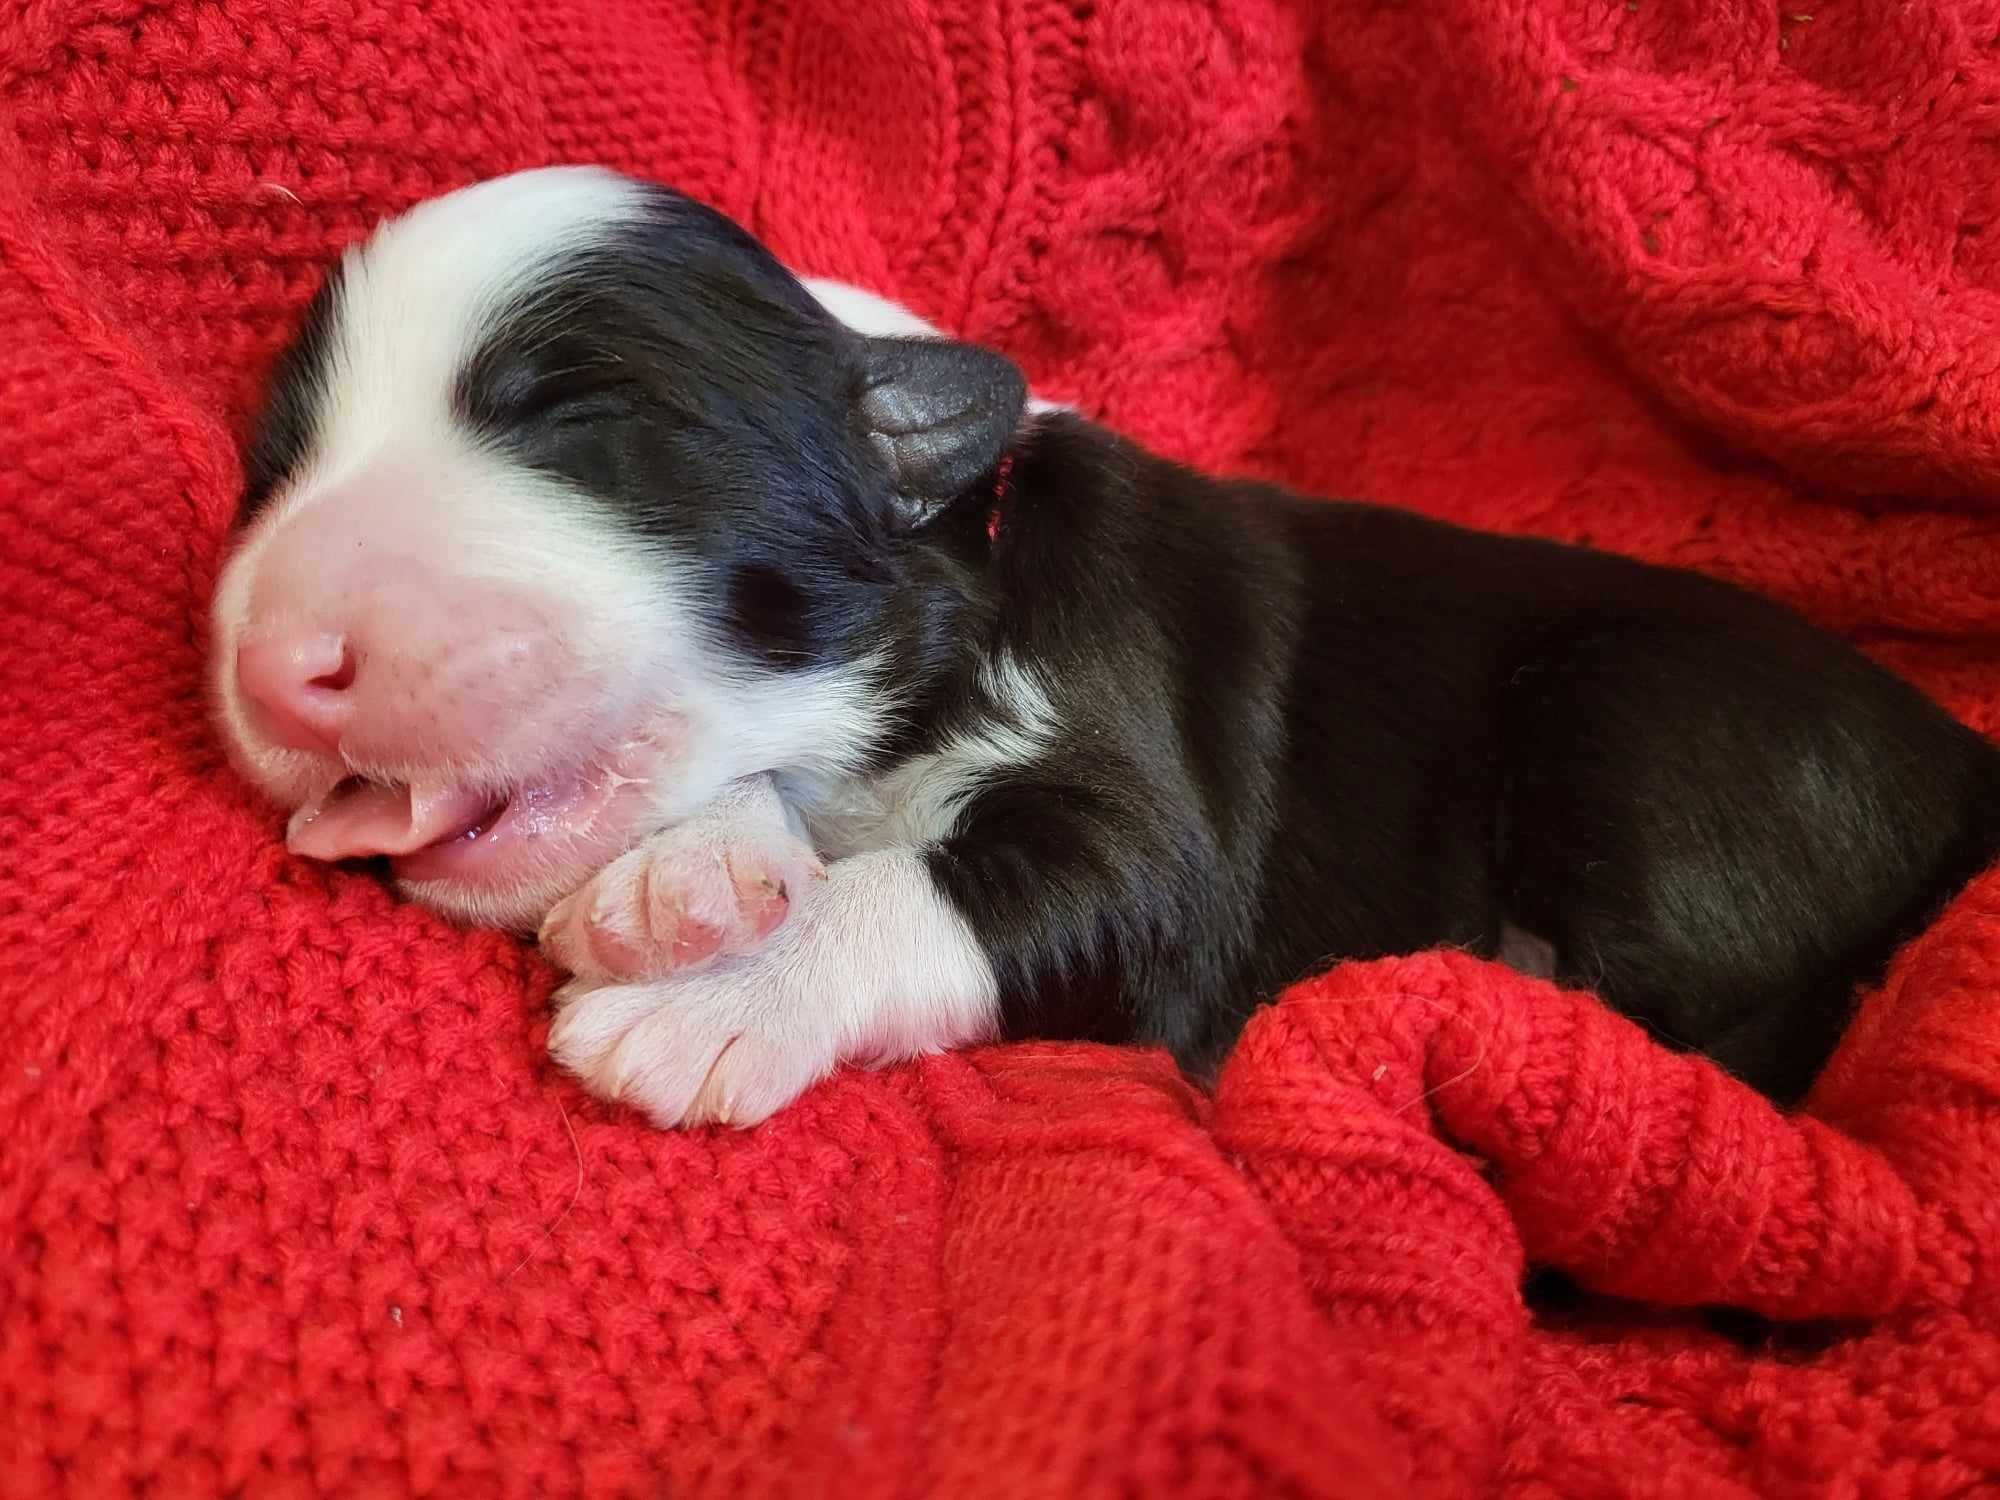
top-left (464, 360), bottom-right (642, 431)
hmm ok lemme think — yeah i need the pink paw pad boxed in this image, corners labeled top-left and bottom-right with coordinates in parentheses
top-left (541, 823), bottom-right (823, 983)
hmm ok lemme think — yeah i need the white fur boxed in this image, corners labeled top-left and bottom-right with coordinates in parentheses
top-left (803, 651), bottom-right (1060, 857)
top-left (311, 168), bottom-right (657, 499)
top-left (541, 653), bottom-right (1052, 1127)
top-left (547, 843), bottom-right (1000, 1126)
top-left (802, 278), bottom-right (947, 341)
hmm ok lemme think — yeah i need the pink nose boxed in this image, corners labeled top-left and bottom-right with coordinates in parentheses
top-left (235, 631), bottom-right (357, 753)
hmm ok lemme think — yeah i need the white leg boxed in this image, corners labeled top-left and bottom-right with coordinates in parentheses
top-left (547, 845), bottom-right (1001, 1126)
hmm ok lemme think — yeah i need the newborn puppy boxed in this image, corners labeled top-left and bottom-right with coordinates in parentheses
top-left (211, 165), bottom-right (2000, 1125)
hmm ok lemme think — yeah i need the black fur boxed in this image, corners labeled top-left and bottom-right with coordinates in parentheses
top-left (937, 425), bottom-right (2000, 1103)
top-left (452, 195), bottom-right (907, 673)
top-left (438, 189), bottom-right (1021, 689)
top-left (247, 182), bottom-right (2000, 1107)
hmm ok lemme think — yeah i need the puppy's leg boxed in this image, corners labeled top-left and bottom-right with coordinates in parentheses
top-left (548, 845), bottom-right (998, 1126)
top-left (546, 760), bottom-right (1223, 1127)
top-left (539, 776), bottom-right (825, 983)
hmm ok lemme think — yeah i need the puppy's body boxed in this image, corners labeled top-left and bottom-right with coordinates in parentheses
top-left (903, 424), bottom-right (2000, 1102)
top-left (211, 167), bottom-right (2000, 1123)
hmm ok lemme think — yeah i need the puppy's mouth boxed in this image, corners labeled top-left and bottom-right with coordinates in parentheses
top-left (285, 761), bottom-right (646, 886)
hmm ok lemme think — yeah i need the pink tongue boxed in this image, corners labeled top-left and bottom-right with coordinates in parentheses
top-left (286, 780), bottom-right (499, 862)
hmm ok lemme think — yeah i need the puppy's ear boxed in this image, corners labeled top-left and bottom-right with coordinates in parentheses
top-left (857, 337), bottom-right (1026, 528)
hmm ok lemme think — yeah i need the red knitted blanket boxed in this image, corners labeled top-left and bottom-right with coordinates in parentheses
top-left (5, 1), bottom-right (2000, 1494)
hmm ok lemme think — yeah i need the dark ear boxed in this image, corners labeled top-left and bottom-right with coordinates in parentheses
top-left (857, 337), bottom-right (1027, 527)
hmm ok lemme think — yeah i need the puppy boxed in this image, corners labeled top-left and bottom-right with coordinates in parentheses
top-left (210, 165), bottom-right (2000, 1125)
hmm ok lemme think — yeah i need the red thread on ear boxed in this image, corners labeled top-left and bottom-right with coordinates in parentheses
top-left (986, 454), bottom-right (1014, 544)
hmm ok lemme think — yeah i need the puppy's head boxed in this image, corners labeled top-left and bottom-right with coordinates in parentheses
top-left (211, 166), bottom-right (1026, 928)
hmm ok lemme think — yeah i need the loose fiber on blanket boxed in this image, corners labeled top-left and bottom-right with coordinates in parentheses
top-left (3, 1), bottom-right (2000, 1495)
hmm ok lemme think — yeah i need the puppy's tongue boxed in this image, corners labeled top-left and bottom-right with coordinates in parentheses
top-left (286, 779), bottom-right (500, 862)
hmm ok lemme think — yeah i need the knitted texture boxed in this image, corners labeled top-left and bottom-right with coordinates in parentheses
top-left (5, 0), bottom-right (2000, 1494)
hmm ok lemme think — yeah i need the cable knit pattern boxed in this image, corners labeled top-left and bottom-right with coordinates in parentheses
top-left (4, 1), bottom-right (2000, 1495)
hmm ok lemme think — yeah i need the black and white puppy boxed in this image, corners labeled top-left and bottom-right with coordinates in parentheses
top-left (211, 165), bottom-right (2000, 1125)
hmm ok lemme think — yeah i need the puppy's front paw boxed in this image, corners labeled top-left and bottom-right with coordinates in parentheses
top-left (539, 817), bottom-right (824, 983)
top-left (547, 959), bottom-right (836, 1128)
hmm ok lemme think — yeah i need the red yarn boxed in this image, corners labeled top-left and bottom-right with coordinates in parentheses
top-left (5, 2), bottom-right (2000, 1495)
top-left (986, 454), bottom-right (1014, 543)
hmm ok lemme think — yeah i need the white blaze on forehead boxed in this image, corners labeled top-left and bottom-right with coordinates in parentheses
top-left (214, 167), bottom-right (664, 683)
top-left (309, 165), bottom-right (653, 490)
